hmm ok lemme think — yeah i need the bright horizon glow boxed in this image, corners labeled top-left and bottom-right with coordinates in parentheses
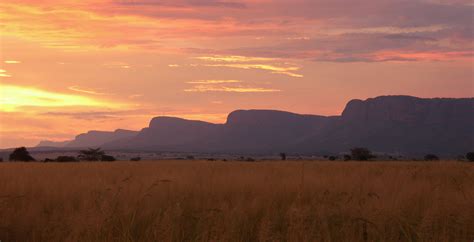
top-left (0, 85), bottom-right (122, 112)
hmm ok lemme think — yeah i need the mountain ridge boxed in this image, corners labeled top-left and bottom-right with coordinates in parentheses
top-left (36, 95), bottom-right (474, 155)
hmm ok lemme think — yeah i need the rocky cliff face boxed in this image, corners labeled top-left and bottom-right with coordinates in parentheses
top-left (313, 96), bottom-right (474, 155)
top-left (66, 96), bottom-right (474, 155)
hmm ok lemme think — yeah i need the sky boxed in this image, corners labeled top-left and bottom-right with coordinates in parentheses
top-left (0, 0), bottom-right (473, 148)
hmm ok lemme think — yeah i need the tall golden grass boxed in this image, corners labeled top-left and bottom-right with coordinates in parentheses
top-left (0, 161), bottom-right (473, 241)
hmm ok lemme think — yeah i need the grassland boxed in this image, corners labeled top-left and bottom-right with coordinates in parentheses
top-left (0, 160), bottom-right (473, 241)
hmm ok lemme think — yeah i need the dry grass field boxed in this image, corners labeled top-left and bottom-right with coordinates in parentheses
top-left (0, 160), bottom-right (473, 242)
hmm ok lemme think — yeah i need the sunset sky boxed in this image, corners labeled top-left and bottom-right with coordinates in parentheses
top-left (0, 0), bottom-right (473, 148)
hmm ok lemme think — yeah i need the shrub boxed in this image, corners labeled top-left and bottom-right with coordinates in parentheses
top-left (0, 158), bottom-right (3, 162)
top-left (130, 157), bottom-right (141, 161)
top-left (465, 152), bottom-right (474, 162)
top-left (343, 155), bottom-right (351, 161)
top-left (350, 148), bottom-right (375, 161)
top-left (101, 155), bottom-right (116, 162)
top-left (44, 158), bottom-right (54, 162)
top-left (424, 154), bottom-right (439, 161)
top-left (56, 156), bottom-right (78, 162)
top-left (9, 147), bottom-right (35, 161)
top-left (328, 156), bottom-right (336, 161)
top-left (78, 148), bottom-right (105, 161)
top-left (279, 153), bottom-right (287, 160)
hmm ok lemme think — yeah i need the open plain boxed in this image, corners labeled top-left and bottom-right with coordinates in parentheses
top-left (0, 160), bottom-right (473, 241)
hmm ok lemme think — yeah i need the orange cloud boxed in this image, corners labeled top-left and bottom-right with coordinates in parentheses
top-left (184, 85), bottom-right (281, 93)
top-left (195, 55), bottom-right (303, 77)
top-left (373, 50), bottom-right (474, 62)
top-left (187, 80), bottom-right (242, 84)
top-left (68, 86), bottom-right (111, 95)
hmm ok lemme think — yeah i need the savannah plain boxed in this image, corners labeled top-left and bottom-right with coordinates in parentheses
top-left (0, 160), bottom-right (473, 242)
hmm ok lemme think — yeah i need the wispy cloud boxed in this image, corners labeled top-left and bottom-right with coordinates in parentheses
top-left (0, 69), bottom-right (12, 78)
top-left (184, 85), bottom-right (281, 93)
top-left (187, 80), bottom-right (242, 84)
top-left (68, 86), bottom-right (111, 95)
top-left (4, 60), bottom-right (21, 64)
top-left (194, 56), bottom-right (275, 62)
top-left (184, 79), bottom-right (280, 93)
top-left (103, 62), bottom-right (132, 69)
top-left (195, 55), bottom-right (303, 77)
top-left (204, 63), bottom-right (303, 78)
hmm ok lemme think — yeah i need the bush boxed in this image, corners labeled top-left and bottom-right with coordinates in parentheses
top-left (424, 154), bottom-right (439, 161)
top-left (465, 152), bottom-right (474, 162)
top-left (343, 155), bottom-right (351, 161)
top-left (328, 156), bottom-right (337, 161)
top-left (130, 157), bottom-right (141, 161)
top-left (9, 147), bottom-right (35, 161)
top-left (101, 155), bottom-right (116, 162)
top-left (350, 148), bottom-right (375, 161)
top-left (0, 158), bottom-right (3, 162)
top-left (78, 148), bottom-right (104, 161)
top-left (56, 156), bottom-right (78, 162)
top-left (279, 153), bottom-right (287, 160)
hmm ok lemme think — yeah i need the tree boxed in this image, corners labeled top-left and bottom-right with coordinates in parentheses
top-left (56, 156), bottom-right (78, 162)
top-left (424, 154), bottom-right (439, 161)
top-left (465, 152), bottom-right (474, 162)
top-left (130, 157), bottom-right (141, 161)
top-left (343, 155), bottom-right (351, 161)
top-left (279, 153), bottom-right (287, 160)
top-left (9, 147), bottom-right (35, 161)
top-left (350, 148), bottom-right (375, 161)
top-left (101, 155), bottom-right (116, 162)
top-left (328, 156), bottom-right (337, 161)
top-left (78, 148), bottom-right (105, 161)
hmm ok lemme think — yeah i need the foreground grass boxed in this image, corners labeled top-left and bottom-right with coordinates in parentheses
top-left (0, 161), bottom-right (473, 241)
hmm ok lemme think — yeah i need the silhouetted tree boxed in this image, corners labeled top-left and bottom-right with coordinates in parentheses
top-left (350, 148), bottom-right (375, 161)
top-left (101, 155), bottom-right (116, 162)
top-left (328, 156), bottom-right (336, 161)
top-left (130, 157), bottom-right (141, 161)
top-left (78, 148), bottom-right (105, 161)
top-left (424, 154), bottom-right (439, 161)
top-left (279, 153), bottom-right (287, 160)
top-left (0, 158), bottom-right (3, 162)
top-left (343, 155), bottom-right (351, 161)
top-left (465, 152), bottom-right (474, 162)
top-left (9, 147), bottom-right (35, 161)
top-left (56, 156), bottom-right (78, 162)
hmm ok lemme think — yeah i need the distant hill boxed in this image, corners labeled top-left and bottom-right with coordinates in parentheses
top-left (38, 95), bottom-right (474, 156)
top-left (36, 140), bottom-right (71, 148)
top-left (37, 129), bottom-right (138, 148)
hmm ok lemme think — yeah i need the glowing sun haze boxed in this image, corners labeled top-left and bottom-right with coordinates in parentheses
top-left (0, 0), bottom-right (473, 148)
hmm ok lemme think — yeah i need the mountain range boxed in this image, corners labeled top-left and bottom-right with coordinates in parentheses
top-left (36, 95), bottom-right (474, 156)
